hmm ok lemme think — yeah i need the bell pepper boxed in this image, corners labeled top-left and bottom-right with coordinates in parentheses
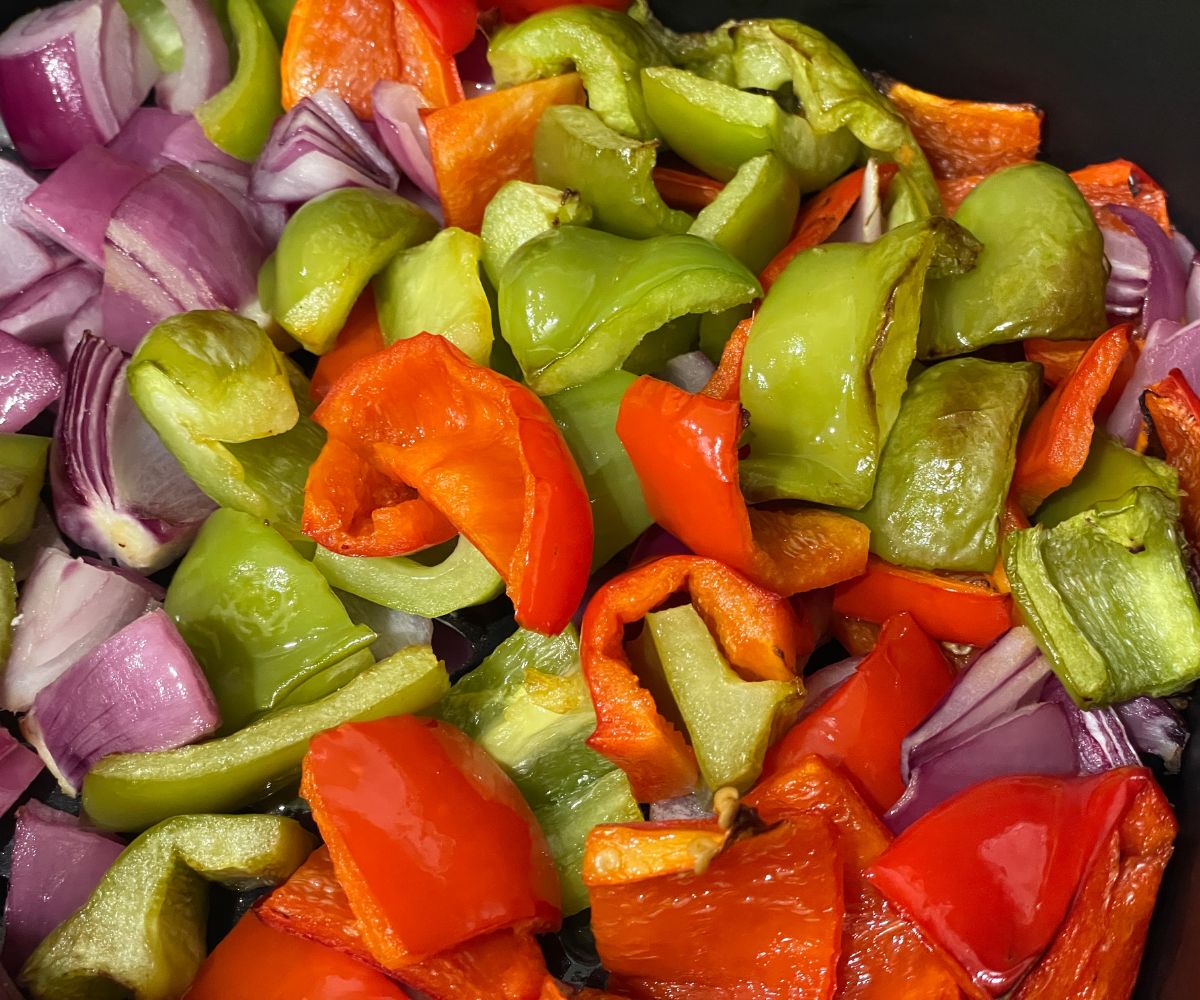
top-left (638, 602), bottom-right (803, 792)
top-left (853, 358), bottom-right (1041, 573)
top-left (832, 557), bottom-right (1014, 648)
top-left (1023, 337), bottom-right (1092, 385)
top-left (688, 153), bottom-right (800, 272)
top-left (128, 311), bottom-right (324, 538)
top-left (583, 820), bottom-right (728, 886)
top-left (81, 645), bottom-right (448, 831)
top-left (301, 716), bottom-right (562, 967)
top-left (20, 814), bottom-right (311, 999)
top-left (920, 162), bottom-right (1108, 358)
top-left (700, 314), bottom-right (752, 401)
top-left (498, 226), bottom-right (760, 395)
top-left (534, 105), bottom-right (692, 240)
top-left (1143, 369), bottom-right (1200, 546)
top-left (0, 558), bottom-right (13, 666)
top-left (740, 217), bottom-right (980, 509)
top-left (306, 333), bottom-right (592, 634)
top-left (437, 626), bottom-right (641, 915)
top-left (621, 316), bottom-right (700, 376)
top-left (629, 0), bottom-right (734, 83)
top-left (0, 435), bottom-right (49, 545)
top-left (373, 227), bottom-right (493, 365)
top-left (1012, 323), bottom-right (1132, 513)
top-left (164, 508), bottom-right (376, 733)
top-left (487, 5), bottom-right (669, 140)
top-left (544, 370), bottom-right (653, 569)
top-left (617, 374), bottom-right (869, 595)
top-left (480, 180), bottom-right (594, 287)
top-left (1005, 486), bottom-right (1200, 706)
top-left (310, 291), bottom-right (386, 402)
top-left (581, 554), bottom-right (805, 801)
top-left (394, 0), bottom-right (465, 108)
top-left (1069, 159), bottom-right (1171, 233)
top-left (763, 613), bottom-right (955, 813)
top-left (640, 66), bottom-right (857, 189)
top-left (653, 167), bottom-right (723, 212)
top-left (866, 767), bottom-right (1159, 997)
top-left (426, 73), bottom-right (587, 233)
top-left (407, 0), bottom-right (476, 55)
top-left (587, 817), bottom-right (843, 998)
top-left (194, 0), bottom-right (282, 161)
top-left (258, 189), bottom-right (439, 355)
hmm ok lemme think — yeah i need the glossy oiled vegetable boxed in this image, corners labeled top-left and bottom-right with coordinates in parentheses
top-left (0, 434), bottom-right (49, 545)
top-left (479, 180), bottom-right (593, 286)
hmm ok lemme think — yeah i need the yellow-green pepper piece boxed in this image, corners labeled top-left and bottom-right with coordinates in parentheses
top-left (118, 0), bottom-right (185, 71)
top-left (480, 180), bottom-right (593, 288)
top-left (628, 0), bottom-right (736, 83)
top-left (689, 153), bottom-right (799, 272)
top-left (0, 434), bottom-right (49, 545)
top-left (259, 188), bottom-right (438, 354)
top-left (21, 813), bottom-right (311, 1000)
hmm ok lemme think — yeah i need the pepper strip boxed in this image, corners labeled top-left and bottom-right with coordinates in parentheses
top-left (1012, 323), bottom-right (1132, 513)
top-left (582, 554), bottom-right (803, 802)
top-left (311, 291), bottom-right (386, 403)
top-left (1143, 368), bottom-right (1200, 546)
top-left (759, 166), bottom-right (864, 290)
top-left (701, 316), bottom-right (753, 402)
top-left (652, 166), bottom-right (725, 212)
top-left (1023, 338), bottom-right (1091, 385)
top-left (617, 376), bottom-right (868, 596)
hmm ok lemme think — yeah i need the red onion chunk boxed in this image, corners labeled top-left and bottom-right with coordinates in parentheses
top-left (1115, 696), bottom-right (1189, 774)
top-left (1187, 254), bottom-right (1199, 325)
top-left (830, 157), bottom-right (881, 244)
top-left (1102, 223), bottom-right (1151, 319)
top-left (0, 265), bottom-right (101, 346)
top-left (1108, 204), bottom-right (1186, 330)
top-left (1, 547), bottom-right (160, 712)
top-left (1040, 675), bottom-right (1139, 774)
top-left (1, 801), bottom-right (123, 974)
top-left (659, 350), bottom-right (716, 394)
top-left (153, 0), bottom-right (230, 114)
top-left (0, 161), bottom-right (74, 305)
top-left (52, 334), bottom-right (214, 572)
top-left (0, 332), bottom-right (63, 432)
top-left (0, 729), bottom-right (43, 819)
top-left (106, 107), bottom-right (189, 170)
top-left (0, 504), bottom-right (68, 583)
top-left (1106, 318), bottom-right (1200, 446)
top-left (60, 293), bottom-right (101, 362)
top-left (26, 608), bottom-right (220, 791)
top-left (23, 145), bottom-right (150, 266)
top-left (372, 81), bottom-right (439, 201)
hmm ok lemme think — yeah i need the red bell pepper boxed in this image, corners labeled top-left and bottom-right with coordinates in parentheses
top-left (396, 0), bottom-right (466, 109)
top-left (311, 291), bottom-right (386, 403)
top-left (583, 819), bottom-right (727, 887)
top-left (763, 614), bottom-right (956, 813)
top-left (301, 716), bottom-right (561, 968)
top-left (1070, 159), bottom-right (1171, 234)
top-left (1143, 368), bottom-right (1200, 546)
top-left (760, 167), bottom-right (866, 291)
top-left (867, 768), bottom-right (1160, 997)
top-left (652, 166), bottom-right (725, 213)
top-left (701, 316), bottom-right (753, 403)
top-left (497, 0), bottom-right (631, 19)
top-left (1012, 323), bottom-right (1132, 513)
top-left (581, 554), bottom-right (806, 802)
top-left (408, 0), bottom-right (478, 55)
top-left (1023, 338), bottom-right (1091, 386)
top-left (306, 333), bottom-right (593, 634)
top-left (832, 556), bottom-right (1014, 647)
top-left (617, 376), bottom-right (869, 597)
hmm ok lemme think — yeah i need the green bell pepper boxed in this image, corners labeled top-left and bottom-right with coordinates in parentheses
top-left (259, 188), bottom-right (439, 355)
top-left (499, 226), bottom-right (761, 395)
top-left (689, 153), bottom-right (800, 272)
top-left (544, 370), bottom-right (652, 569)
top-left (739, 218), bottom-right (979, 508)
top-left (1005, 487), bottom-right (1200, 707)
top-left (128, 311), bottom-right (323, 538)
top-left (534, 105), bottom-right (691, 240)
top-left (373, 227), bottom-right (493, 365)
top-left (640, 66), bottom-right (856, 190)
top-left (1036, 435), bottom-right (1179, 528)
top-left (622, 315), bottom-right (699, 376)
top-left (0, 434), bottom-right (49, 545)
top-left (487, 5), bottom-right (669, 140)
top-left (640, 603), bottom-right (802, 793)
top-left (118, 0), bottom-right (185, 72)
top-left (81, 645), bottom-right (448, 832)
top-left (628, 0), bottom-right (736, 84)
top-left (479, 181), bottom-right (593, 288)
top-left (0, 558), bottom-right (13, 667)
top-left (436, 626), bottom-right (640, 915)
top-left (21, 814), bottom-right (311, 1000)
top-left (854, 358), bottom-right (1042, 572)
top-left (312, 536), bottom-right (504, 618)
top-left (920, 162), bottom-right (1108, 358)
top-left (195, 0), bottom-right (281, 161)
top-left (164, 508), bottom-right (376, 733)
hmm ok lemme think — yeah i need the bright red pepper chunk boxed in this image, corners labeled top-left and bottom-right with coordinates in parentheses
top-left (407, 0), bottom-right (478, 55)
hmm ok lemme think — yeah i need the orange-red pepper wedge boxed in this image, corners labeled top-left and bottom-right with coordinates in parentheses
top-left (701, 316), bottom-right (753, 403)
top-left (1023, 338), bottom-right (1092, 385)
top-left (652, 166), bottom-right (725, 212)
top-left (1143, 368), bottom-right (1200, 546)
top-left (1012, 323), bottom-right (1133, 513)
top-left (582, 819), bottom-right (727, 887)
top-left (395, 0), bottom-right (465, 108)
top-left (760, 167), bottom-right (864, 290)
top-left (617, 376), bottom-right (869, 597)
top-left (425, 74), bottom-right (586, 231)
top-left (581, 554), bottom-right (805, 802)
top-left (307, 333), bottom-right (592, 634)
top-left (311, 291), bottom-right (387, 403)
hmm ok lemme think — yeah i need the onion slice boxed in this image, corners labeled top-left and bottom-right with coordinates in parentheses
top-left (1115, 696), bottom-right (1190, 774)
top-left (336, 589), bottom-right (433, 660)
top-left (105, 106), bottom-right (188, 169)
top-left (0, 331), bottom-right (63, 432)
top-left (1040, 675), bottom-right (1139, 774)
top-left (0, 161), bottom-right (73, 305)
top-left (1102, 223), bottom-right (1151, 319)
top-left (1107, 204), bottom-right (1187, 329)
top-left (1106, 317), bottom-right (1200, 446)
top-left (0, 265), bottom-right (101, 346)
top-left (0, 729), bottom-right (43, 819)
top-left (830, 157), bottom-right (882, 244)
top-left (372, 81), bottom-right (439, 201)
top-left (1187, 254), bottom-right (1199, 325)
top-left (152, 0), bottom-right (230, 114)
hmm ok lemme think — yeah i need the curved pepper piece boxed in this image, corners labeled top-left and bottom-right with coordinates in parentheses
top-left (393, 0), bottom-right (465, 109)
top-left (307, 333), bottom-right (592, 634)
top-left (480, 180), bottom-right (594, 287)
top-left (617, 375), bottom-right (869, 595)
top-left (1143, 369), bottom-right (1200, 547)
top-left (653, 166), bottom-right (724, 212)
top-left (0, 435), bottom-right (49, 545)
top-left (1070, 159), bottom-right (1171, 233)
top-left (500, 227), bottom-right (760, 395)
top-left (20, 814), bottom-right (312, 999)
top-left (311, 292), bottom-right (386, 402)
top-left (581, 554), bottom-right (803, 801)
top-left (128, 311), bottom-right (324, 538)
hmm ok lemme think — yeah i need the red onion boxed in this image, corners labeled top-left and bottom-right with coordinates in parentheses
top-left (24, 607), bottom-right (220, 792)
top-left (0, 161), bottom-right (73, 304)
top-left (0, 505), bottom-right (68, 583)
top-left (0, 332), bottom-right (63, 432)
top-left (0, 265), bottom-right (101, 346)
top-left (1115, 696), bottom-right (1189, 774)
top-left (1040, 675), bottom-right (1139, 774)
top-left (1102, 223), bottom-right (1151, 319)
top-left (1107, 204), bottom-right (1187, 329)
top-left (660, 350), bottom-right (717, 394)
top-left (0, 729), bottom-right (43, 819)
top-left (648, 793), bottom-right (714, 822)
top-left (1187, 254), bottom-right (1199, 325)
top-left (51, 334), bottom-right (214, 572)
top-left (105, 107), bottom-right (189, 169)
top-left (61, 293), bottom-right (102, 361)
top-left (1106, 317), bottom-right (1200, 446)
top-left (0, 967), bottom-right (20, 1000)
top-left (797, 655), bottom-right (863, 722)
top-left (830, 157), bottom-right (882, 244)
top-left (1, 801), bottom-right (123, 974)
top-left (0, 547), bottom-right (160, 713)
top-left (372, 81), bottom-right (439, 201)
top-left (153, 0), bottom-right (230, 114)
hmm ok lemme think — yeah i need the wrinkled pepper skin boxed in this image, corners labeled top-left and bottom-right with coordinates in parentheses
top-left (498, 227), bottom-right (760, 395)
top-left (0, 435), bottom-right (49, 545)
top-left (853, 358), bottom-right (1041, 573)
top-left (920, 162), bottom-right (1108, 358)
top-left (1005, 486), bottom-right (1200, 707)
top-left (480, 180), bottom-right (593, 287)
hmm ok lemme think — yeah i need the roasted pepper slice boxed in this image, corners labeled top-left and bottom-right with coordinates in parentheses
top-left (653, 166), bottom-right (724, 212)
top-left (0, 435), bottom-right (49, 545)
top-left (1070, 159), bottom-right (1171, 233)
top-left (310, 291), bottom-right (386, 403)
top-left (480, 181), bottom-right (593, 287)
top-left (1143, 369), bottom-right (1200, 546)
top-left (393, 0), bottom-right (465, 108)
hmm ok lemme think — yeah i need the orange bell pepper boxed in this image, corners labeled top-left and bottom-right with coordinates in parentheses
top-left (1143, 368), bottom-right (1200, 545)
top-left (832, 556), bottom-right (1014, 647)
top-left (301, 716), bottom-right (561, 968)
top-left (652, 166), bottom-right (725, 212)
top-left (1012, 323), bottom-right (1133, 513)
top-left (1023, 338), bottom-right (1092, 385)
top-left (763, 614), bottom-right (956, 813)
top-left (310, 291), bottom-right (386, 403)
top-left (1070, 159), bottom-right (1171, 234)
top-left (306, 333), bottom-right (592, 634)
top-left (583, 820), bottom-right (727, 886)
top-left (425, 74), bottom-right (586, 231)
top-left (617, 376), bottom-right (869, 596)
top-left (395, 0), bottom-right (465, 108)
top-left (937, 174), bottom-right (983, 215)
top-left (760, 167), bottom-right (865, 290)
top-left (701, 316), bottom-right (753, 402)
